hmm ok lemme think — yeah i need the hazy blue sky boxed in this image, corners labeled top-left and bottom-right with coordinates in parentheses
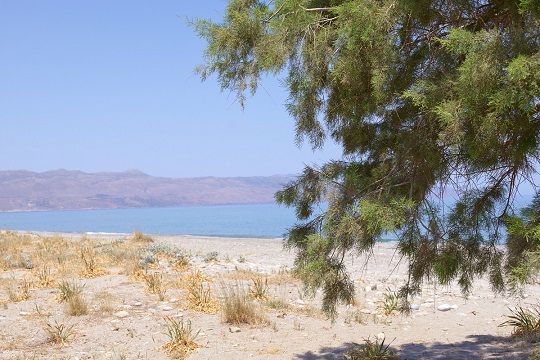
top-left (0, 1), bottom-right (342, 178)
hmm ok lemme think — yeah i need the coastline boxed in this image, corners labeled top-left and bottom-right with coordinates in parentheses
top-left (0, 231), bottom-right (535, 359)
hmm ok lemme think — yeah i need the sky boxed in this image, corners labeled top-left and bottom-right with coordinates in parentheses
top-left (0, 1), bottom-right (342, 178)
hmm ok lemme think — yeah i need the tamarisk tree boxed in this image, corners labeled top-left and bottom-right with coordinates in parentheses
top-left (194, 0), bottom-right (540, 316)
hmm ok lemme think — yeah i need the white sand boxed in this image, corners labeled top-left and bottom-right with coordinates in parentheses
top-left (0, 233), bottom-right (536, 359)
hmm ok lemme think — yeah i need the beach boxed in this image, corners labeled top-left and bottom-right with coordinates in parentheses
top-left (0, 231), bottom-right (536, 359)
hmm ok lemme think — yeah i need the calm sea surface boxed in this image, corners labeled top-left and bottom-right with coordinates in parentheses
top-left (0, 203), bottom-right (303, 238)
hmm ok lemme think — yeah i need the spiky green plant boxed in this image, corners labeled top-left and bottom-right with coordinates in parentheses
top-left (343, 338), bottom-right (399, 360)
top-left (500, 306), bottom-right (540, 341)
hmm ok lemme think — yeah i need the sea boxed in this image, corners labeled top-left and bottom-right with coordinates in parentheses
top-left (0, 203), bottom-right (305, 239)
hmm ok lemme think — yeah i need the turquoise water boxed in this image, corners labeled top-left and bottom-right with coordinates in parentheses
top-left (0, 203), bottom-right (300, 238)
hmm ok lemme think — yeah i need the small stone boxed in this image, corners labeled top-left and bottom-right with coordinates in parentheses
top-left (229, 326), bottom-right (241, 333)
top-left (410, 304), bottom-right (420, 310)
top-left (114, 311), bottom-right (130, 318)
top-left (376, 332), bottom-right (386, 341)
top-left (19, 311), bottom-right (31, 316)
top-left (161, 306), bottom-right (174, 311)
top-left (169, 298), bottom-right (178, 303)
top-left (133, 302), bottom-right (143, 307)
top-left (294, 299), bottom-right (305, 305)
top-left (437, 304), bottom-right (452, 312)
top-left (365, 286), bottom-right (372, 292)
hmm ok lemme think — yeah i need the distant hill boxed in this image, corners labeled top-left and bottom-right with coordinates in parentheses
top-left (0, 169), bottom-right (295, 212)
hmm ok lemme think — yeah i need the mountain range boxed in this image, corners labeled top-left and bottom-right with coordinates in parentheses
top-left (0, 169), bottom-right (294, 212)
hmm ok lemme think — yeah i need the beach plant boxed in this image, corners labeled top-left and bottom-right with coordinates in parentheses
top-left (221, 282), bottom-right (268, 325)
top-left (378, 290), bottom-right (401, 317)
top-left (80, 245), bottom-right (104, 277)
top-left (162, 316), bottom-right (200, 358)
top-left (500, 305), bottom-right (540, 341)
top-left (57, 280), bottom-right (84, 302)
top-left (6, 278), bottom-right (32, 302)
top-left (249, 277), bottom-right (269, 300)
top-left (65, 293), bottom-right (89, 316)
top-left (139, 251), bottom-right (156, 268)
top-left (203, 251), bottom-right (219, 263)
top-left (34, 264), bottom-right (55, 288)
top-left (171, 251), bottom-right (191, 271)
top-left (44, 318), bottom-right (75, 345)
top-left (132, 231), bottom-right (153, 243)
top-left (93, 290), bottom-right (116, 314)
top-left (186, 278), bottom-right (219, 314)
top-left (144, 272), bottom-right (167, 301)
top-left (57, 280), bottom-right (88, 316)
top-left (343, 338), bottom-right (399, 360)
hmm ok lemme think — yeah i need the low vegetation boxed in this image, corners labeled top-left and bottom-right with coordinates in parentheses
top-left (221, 282), bottom-right (268, 325)
top-left (162, 316), bottom-right (200, 358)
top-left (500, 305), bottom-right (540, 341)
top-left (343, 338), bottom-right (399, 360)
top-left (44, 318), bottom-right (75, 345)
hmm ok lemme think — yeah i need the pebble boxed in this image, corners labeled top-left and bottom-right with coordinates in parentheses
top-left (437, 304), bottom-right (458, 312)
top-left (376, 332), bottom-right (386, 341)
top-left (229, 326), bottom-right (241, 333)
top-left (161, 306), bottom-right (174, 311)
top-left (19, 312), bottom-right (31, 316)
top-left (410, 304), bottom-right (420, 310)
top-left (365, 286), bottom-right (372, 292)
top-left (114, 311), bottom-right (130, 318)
top-left (133, 302), bottom-right (143, 307)
top-left (294, 299), bottom-right (305, 305)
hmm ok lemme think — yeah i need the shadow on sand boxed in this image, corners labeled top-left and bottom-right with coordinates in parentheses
top-left (294, 334), bottom-right (533, 359)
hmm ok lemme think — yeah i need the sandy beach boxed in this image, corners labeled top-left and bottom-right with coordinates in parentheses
top-left (0, 231), bottom-right (537, 359)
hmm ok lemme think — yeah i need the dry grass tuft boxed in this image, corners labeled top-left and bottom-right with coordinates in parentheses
top-left (44, 318), bottom-right (75, 345)
top-left (57, 280), bottom-right (88, 316)
top-left (221, 282), bottom-right (268, 325)
top-left (33, 264), bottom-right (57, 288)
top-left (143, 272), bottom-right (167, 301)
top-left (183, 269), bottom-right (211, 285)
top-left (162, 316), bottom-right (200, 358)
top-left (6, 278), bottom-right (32, 302)
top-left (131, 231), bottom-right (154, 243)
top-left (249, 277), bottom-right (269, 300)
top-left (79, 246), bottom-right (107, 278)
top-left (185, 277), bottom-right (219, 314)
top-left (65, 293), bottom-right (89, 316)
top-left (93, 290), bottom-right (116, 314)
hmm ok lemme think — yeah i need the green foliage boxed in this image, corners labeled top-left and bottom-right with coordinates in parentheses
top-left (195, 0), bottom-right (540, 316)
top-left (500, 306), bottom-right (540, 341)
top-left (506, 193), bottom-right (540, 293)
top-left (343, 338), bottom-right (399, 360)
